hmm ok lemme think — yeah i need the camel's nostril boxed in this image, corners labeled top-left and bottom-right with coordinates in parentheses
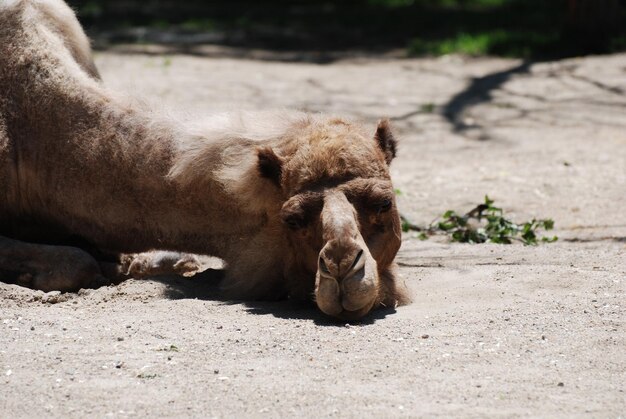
top-left (319, 256), bottom-right (330, 275)
top-left (349, 249), bottom-right (364, 273)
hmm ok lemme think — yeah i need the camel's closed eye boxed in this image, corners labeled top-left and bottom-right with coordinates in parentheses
top-left (283, 215), bottom-right (306, 230)
top-left (377, 199), bottom-right (392, 214)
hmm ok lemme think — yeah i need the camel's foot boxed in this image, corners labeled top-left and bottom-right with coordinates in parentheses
top-left (0, 235), bottom-right (113, 292)
top-left (121, 251), bottom-right (202, 278)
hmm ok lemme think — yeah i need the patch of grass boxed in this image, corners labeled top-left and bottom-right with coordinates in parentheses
top-left (180, 18), bottom-right (216, 31)
top-left (420, 103), bottom-right (436, 113)
top-left (411, 32), bottom-right (493, 56)
top-left (408, 30), bottom-right (559, 57)
top-left (402, 196), bottom-right (557, 245)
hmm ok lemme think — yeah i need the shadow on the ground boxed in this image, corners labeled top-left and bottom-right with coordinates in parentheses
top-left (390, 60), bottom-right (534, 139)
top-left (150, 268), bottom-right (396, 325)
top-left (404, 55), bottom-right (626, 141)
top-left (154, 268), bottom-right (224, 300)
top-left (442, 61), bottom-right (532, 135)
top-left (388, 60), bottom-right (534, 138)
top-left (243, 301), bottom-right (397, 326)
top-left (561, 236), bottom-right (626, 243)
top-left (96, 43), bottom-right (364, 64)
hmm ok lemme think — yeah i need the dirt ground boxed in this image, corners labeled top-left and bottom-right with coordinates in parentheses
top-left (1, 49), bottom-right (625, 417)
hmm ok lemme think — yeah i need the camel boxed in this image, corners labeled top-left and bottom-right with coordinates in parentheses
top-left (0, 0), bottom-right (410, 320)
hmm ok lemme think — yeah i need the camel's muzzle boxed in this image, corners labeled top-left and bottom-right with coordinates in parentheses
top-left (314, 191), bottom-right (380, 320)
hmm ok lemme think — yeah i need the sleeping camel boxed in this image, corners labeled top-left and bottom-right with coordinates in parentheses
top-left (0, 0), bottom-right (409, 320)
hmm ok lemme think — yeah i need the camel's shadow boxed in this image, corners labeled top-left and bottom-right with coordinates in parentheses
top-left (149, 269), bottom-right (396, 326)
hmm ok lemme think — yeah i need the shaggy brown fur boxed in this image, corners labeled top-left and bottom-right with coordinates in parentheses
top-left (0, 0), bottom-right (409, 319)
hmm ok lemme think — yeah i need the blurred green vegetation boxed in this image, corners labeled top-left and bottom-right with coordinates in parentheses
top-left (409, 31), bottom-right (560, 57)
top-left (68, 0), bottom-right (626, 58)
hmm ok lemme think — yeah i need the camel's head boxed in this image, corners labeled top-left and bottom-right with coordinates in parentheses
top-left (257, 118), bottom-right (404, 320)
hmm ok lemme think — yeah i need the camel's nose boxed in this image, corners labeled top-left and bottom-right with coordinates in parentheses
top-left (318, 239), bottom-right (365, 280)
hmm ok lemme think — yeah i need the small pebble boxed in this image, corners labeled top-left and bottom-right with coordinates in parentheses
top-left (421, 334), bottom-right (430, 339)
top-left (557, 382), bottom-right (564, 387)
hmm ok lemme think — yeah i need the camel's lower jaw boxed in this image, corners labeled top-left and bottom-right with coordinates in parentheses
top-left (316, 298), bottom-right (376, 321)
top-left (334, 300), bottom-right (377, 321)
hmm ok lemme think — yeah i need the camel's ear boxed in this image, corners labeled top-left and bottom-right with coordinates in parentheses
top-left (374, 119), bottom-right (397, 165)
top-left (257, 147), bottom-right (283, 187)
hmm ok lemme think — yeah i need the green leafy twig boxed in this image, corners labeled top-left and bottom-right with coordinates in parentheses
top-left (401, 196), bottom-right (557, 245)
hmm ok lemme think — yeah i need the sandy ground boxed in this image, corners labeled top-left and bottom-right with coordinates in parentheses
top-left (1, 49), bottom-right (625, 417)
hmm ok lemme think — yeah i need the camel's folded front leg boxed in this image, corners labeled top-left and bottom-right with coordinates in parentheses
top-left (120, 251), bottom-right (202, 279)
top-left (0, 235), bottom-right (112, 292)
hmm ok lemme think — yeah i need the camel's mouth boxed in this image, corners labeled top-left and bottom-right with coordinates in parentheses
top-left (314, 246), bottom-right (379, 320)
top-left (315, 274), bottom-right (378, 320)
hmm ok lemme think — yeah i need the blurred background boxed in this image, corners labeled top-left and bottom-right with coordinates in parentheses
top-left (67, 0), bottom-right (626, 60)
